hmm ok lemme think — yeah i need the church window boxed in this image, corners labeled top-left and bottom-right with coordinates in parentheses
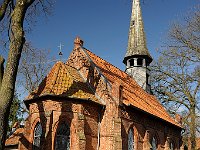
top-left (170, 141), bottom-right (175, 150)
top-left (129, 59), bottom-right (134, 67)
top-left (128, 128), bottom-right (134, 150)
top-left (33, 122), bottom-right (42, 150)
top-left (137, 58), bottom-right (143, 66)
top-left (55, 122), bottom-right (70, 150)
top-left (151, 137), bottom-right (157, 150)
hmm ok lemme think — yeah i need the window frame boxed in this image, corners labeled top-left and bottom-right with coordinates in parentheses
top-left (170, 140), bottom-right (175, 150)
top-left (128, 128), bottom-right (134, 150)
top-left (54, 122), bottom-right (70, 150)
top-left (151, 136), bottom-right (158, 150)
top-left (33, 122), bottom-right (42, 150)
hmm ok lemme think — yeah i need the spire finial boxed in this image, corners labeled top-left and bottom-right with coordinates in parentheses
top-left (58, 43), bottom-right (64, 60)
top-left (74, 36), bottom-right (84, 49)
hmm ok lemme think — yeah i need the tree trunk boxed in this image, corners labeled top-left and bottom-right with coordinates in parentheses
top-left (0, 1), bottom-right (30, 148)
top-left (190, 103), bottom-right (196, 150)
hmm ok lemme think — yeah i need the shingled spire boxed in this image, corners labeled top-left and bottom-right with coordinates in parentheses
top-left (123, 0), bottom-right (152, 93)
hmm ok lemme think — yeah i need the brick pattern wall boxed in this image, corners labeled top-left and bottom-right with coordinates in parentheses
top-left (67, 47), bottom-right (122, 150)
top-left (18, 47), bottom-right (182, 150)
top-left (121, 106), bottom-right (182, 150)
top-left (19, 91), bottom-right (182, 150)
top-left (19, 100), bottom-right (102, 150)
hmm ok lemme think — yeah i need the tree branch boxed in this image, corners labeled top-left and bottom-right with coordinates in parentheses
top-left (155, 89), bottom-right (190, 110)
top-left (193, 81), bottom-right (200, 98)
top-left (0, 0), bottom-right (11, 21)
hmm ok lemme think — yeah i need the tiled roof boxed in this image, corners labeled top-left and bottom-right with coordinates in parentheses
top-left (5, 128), bottom-right (24, 146)
top-left (85, 49), bottom-right (181, 127)
top-left (197, 138), bottom-right (200, 149)
top-left (25, 47), bottom-right (180, 127)
top-left (26, 61), bottom-right (102, 105)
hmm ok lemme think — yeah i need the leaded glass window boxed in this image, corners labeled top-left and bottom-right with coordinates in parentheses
top-left (151, 137), bottom-right (157, 150)
top-left (33, 122), bottom-right (42, 150)
top-left (128, 128), bottom-right (134, 150)
top-left (170, 142), bottom-right (174, 150)
top-left (55, 122), bottom-right (70, 150)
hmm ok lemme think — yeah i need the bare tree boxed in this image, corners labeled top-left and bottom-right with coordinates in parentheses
top-left (151, 7), bottom-right (200, 150)
top-left (0, 0), bottom-right (53, 148)
top-left (3, 42), bottom-right (53, 139)
top-left (17, 42), bottom-right (52, 93)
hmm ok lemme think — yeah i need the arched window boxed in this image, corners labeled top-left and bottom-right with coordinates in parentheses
top-left (170, 141), bottom-right (175, 150)
top-left (33, 122), bottom-right (42, 150)
top-left (55, 122), bottom-right (70, 150)
top-left (128, 128), bottom-right (134, 150)
top-left (151, 137), bottom-right (157, 150)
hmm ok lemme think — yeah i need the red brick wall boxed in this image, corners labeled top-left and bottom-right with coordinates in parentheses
top-left (20, 99), bottom-right (103, 150)
top-left (19, 97), bottom-right (182, 150)
top-left (83, 104), bottom-right (99, 150)
top-left (18, 47), bottom-right (182, 150)
top-left (121, 106), bottom-right (182, 150)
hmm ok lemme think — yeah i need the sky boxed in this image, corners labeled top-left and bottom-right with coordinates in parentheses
top-left (24, 0), bottom-right (199, 71)
top-left (0, 0), bottom-right (199, 120)
top-left (0, 0), bottom-right (198, 122)
top-left (1, 0), bottom-right (199, 71)
top-left (0, 0), bottom-right (198, 91)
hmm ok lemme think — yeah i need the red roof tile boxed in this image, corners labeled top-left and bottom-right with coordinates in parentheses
top-left (85, 49), bottom-right (181, 127)
top-left (26, 61), bottom-right (103, 105)
top-left (5, 128), bottom-right (24, 146)
top-left (197, 138), bottom-right (200, 149)
top-left (26, 47), bottom-right (181, 127)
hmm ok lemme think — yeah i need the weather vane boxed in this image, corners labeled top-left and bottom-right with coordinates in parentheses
top-left (58, 43), bottom-right (64, 60)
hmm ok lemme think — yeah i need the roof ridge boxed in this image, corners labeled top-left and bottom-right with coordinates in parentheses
top-left (85, 48), bottom-right (145, 90)
top-left (84, 48), bottom-right (181, 127)
top-left (84, 49), bottom-right (167, 107)
top-left (26, 61), bottom-right (64, 98)
top-left (124, 84), bottom-right (173, 121)
top-left (82, 48), bottom-right (112, 88)
top-left (72, 48), bottom-right (108, 105)
top-left (46, 61), bottom-right (64, 94)
top-left (63, 63), bottom-right (106, 105)
top-left (85, 48), bottom-right (128, 77)
top-left (63, 64), bottom-right (81, 82)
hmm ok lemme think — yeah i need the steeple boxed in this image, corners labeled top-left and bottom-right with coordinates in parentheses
top-left (123, 0), bottom-right (152, 64)
top-left (123, 0), bottom-right (152, 93)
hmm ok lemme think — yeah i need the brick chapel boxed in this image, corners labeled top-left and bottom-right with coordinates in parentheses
top-left (5, 0), bottom-right (183, 149)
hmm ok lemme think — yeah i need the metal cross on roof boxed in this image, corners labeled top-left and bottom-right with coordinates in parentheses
top-left (58, 43), bottom-right (64, 60)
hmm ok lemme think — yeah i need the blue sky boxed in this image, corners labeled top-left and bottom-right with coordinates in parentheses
top-left (26, 0), bottom-right (199, 70)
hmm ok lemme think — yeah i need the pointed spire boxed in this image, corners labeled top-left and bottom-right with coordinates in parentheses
top-left (123, 0), bottom-right (152, 64)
